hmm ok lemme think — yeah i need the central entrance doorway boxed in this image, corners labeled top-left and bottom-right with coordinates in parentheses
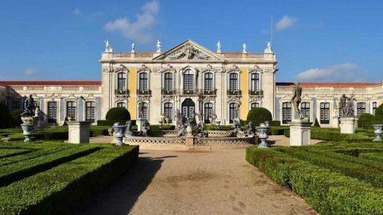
top-left (182, 98), bottom-right (195, 119)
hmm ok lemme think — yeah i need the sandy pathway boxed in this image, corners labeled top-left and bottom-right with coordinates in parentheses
top-left (74, 146), bottom-right (316, 215)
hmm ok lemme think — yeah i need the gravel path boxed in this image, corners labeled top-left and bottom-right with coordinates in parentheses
top-left (74, 146), bottom-right (317, 215)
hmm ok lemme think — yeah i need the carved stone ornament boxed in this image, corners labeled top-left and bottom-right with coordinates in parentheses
top-left (249, 65), bottom-right (262, 73)
top-left (137, 95), bottom-right (150, 103)
top-left (202, 96), bottom-right (215, 102)
top-left (200, 64), bottom-right (219, 73)
top-left (156, 64), bottom-right (176, 73)
top-left (137, 64), bottom-right (150, 73)
top-left (114, 64), bottom-right (128, 73)
top-left (166, 44), bottom-right (210, 60)
top-left (249, 96), bottom-right (261, 103)
top-left (162, 95), bottom-right (175, 102)
top-left (228, 65), bottom-right (241, 74)
top-left (115, 96), bottom-right (127, 102)
top-left (227, 96), bottom-right (241, 103)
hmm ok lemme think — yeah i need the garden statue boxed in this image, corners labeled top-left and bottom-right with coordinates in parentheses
top-left (290, 82), bottom-right (303, 120)
top-left (125, 120), bottom-right (133, 136)
top-left (177, 123), bottom-right (187, 137)
top-left (339, 94), bottom-right (356, 117)
top-left (197, 121), bottom-right (208, 138)
top-left (210, 113), bottom-right (217, 125)
top-left (21, 94), bottom-right (36, 117)
top-left (142, 120), bottom-right (151, 137)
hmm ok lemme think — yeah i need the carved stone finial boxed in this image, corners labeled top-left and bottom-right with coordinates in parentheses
top-left (216, 41), bottom-right (221, 54)
top-left (131, 43), bottom-right (136, 53)
top-left (242, 43), bottom-right (247, 54)
top-left (156, 40), bottom-right (161, 53)
top-left (105, 40), bottom-right (113, 53)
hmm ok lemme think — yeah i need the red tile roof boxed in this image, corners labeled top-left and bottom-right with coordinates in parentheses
top-left (277, 82), bottom-right (381, 88)
top-left (0, 80), bottom-right (101, 86)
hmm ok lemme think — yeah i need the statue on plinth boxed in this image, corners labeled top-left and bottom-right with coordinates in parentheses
top-left (216, 41), bottom-right (221, 53)
top-left (156, 40), bottom-right (161, 53)
top-left (242, 43), bottom-right (247, 54)
top-left (339, 94), bottom-right (356, 118)
top-left (290, 82), bottom-right (303, 120)
top-left (21, 94), bottom-right (36, 117)
top-left (104, 40), bottom-right (113, 53)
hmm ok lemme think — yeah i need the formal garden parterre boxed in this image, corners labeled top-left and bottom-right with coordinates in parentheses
top-left (0, 142), bottom-right (138, 215)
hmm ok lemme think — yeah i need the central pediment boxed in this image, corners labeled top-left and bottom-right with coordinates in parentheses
top-left (153, 40), bottom-right (224, 61)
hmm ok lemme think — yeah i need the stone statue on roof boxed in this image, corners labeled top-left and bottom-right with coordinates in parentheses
top-left (104, 40), bottom-right (113, 53)
top-left (131, 43), bottom-right (136, 53)
top-left (242, 43), bottom-right (247, 54)
top-left (216, 41), bottom-right (221, 54)
top-left (156, 40), bottom-right (161, 53)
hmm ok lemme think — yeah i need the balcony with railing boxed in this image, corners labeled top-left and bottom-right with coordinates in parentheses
top-left (202, 89), bottom-right (217, 95)
top-left (161, 89), bottom-right (176, 95)
top-left (136, 89), bottom-right (152, 96)
top-left (182, 89), bottom-right (199, 95)
top-left (249, 90), bottom-right (263, 96)
top-left (115, 89), bottom-right (130, 95)
top-left (227, 89), bottom-right (242, 96)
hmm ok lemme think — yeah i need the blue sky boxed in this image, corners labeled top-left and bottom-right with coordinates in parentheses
top-left (0, 0), bottom-right (382, 82)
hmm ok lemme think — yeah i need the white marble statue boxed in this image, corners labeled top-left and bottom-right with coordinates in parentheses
top-left (216, 41), bottom-right (221, 53)
top-left (156, 40), bottom-right (161, 53)
top-left (131, 43), bottom-right (136, 53)
top-left (242, 43), bottom-right (247, 54)
top-left (105, 40), bottom-right (113, 53)
top-left (265, 41), bottom-right (272, 53)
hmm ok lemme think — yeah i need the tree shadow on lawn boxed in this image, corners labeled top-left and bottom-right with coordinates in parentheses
top-left (73, 154), bottom-right (175, 215)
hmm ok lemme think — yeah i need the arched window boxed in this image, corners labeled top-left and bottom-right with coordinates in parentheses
top-left (204, 103), bottom-right (213, 123)
top-left (164, 72), bottom-right (173, 92)
top-left (183, 69), bottom-right (194, 91)
top-left (250, 73), bottom-right (260, 93)
top-left (138, 72), bottom-right (148, 91)
top-left (164, 102), bottom-right (173, 122)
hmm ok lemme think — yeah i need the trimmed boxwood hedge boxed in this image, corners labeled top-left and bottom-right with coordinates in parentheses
top-left (246, 147), bottom-right (383, 214)
top-left (0, 145), bottom-right (138, 215)
top-left (105, 107), bottom-right (131, 121)
top-left (246, 107), bottom-right (272, 126)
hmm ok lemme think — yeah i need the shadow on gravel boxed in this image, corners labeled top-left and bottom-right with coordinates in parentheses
top-left (73, 155), bottom-right (165, 215)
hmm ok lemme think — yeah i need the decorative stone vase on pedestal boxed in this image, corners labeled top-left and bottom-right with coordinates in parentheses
top-left (21, 116), bottom-right (38, 142)
top-left (113, 123), bottom-right (127, 146)
top-left (372, 124), bottom-right (383, 142)
top-left (340, 117), bottom-right (356, 134)
top-left (67, 121), bottom-right (91, 144)
top-left (289, 120), bottom-right (311, 146)
top-left (256, 123), bottom-right (270, 148)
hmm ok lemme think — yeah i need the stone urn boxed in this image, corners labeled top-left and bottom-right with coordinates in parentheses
top-left (256, 123), bottom-right (270, 148)
top-left (186, 125), bottom-right (193, 137)
top-left (113, 123), bottom-right (127, 146)
top-left (21, 116), bottom-right (37, 142)
top-left (372, 124), bottom-right (383, 142)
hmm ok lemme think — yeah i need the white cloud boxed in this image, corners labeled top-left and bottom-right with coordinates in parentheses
top-left (104, 0), bottom-right (159, 44)
top-left (24, 68), bottom-right (36, 77)
top-left (72, 8), bottom-right (82, 15)
top-left (276, 16), bottom-right (297, 31)
top-left (294, 63), bottom-right (367, 82)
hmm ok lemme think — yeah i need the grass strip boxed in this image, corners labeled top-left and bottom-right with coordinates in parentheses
top-left (0, 149), bottom-right (32, 159)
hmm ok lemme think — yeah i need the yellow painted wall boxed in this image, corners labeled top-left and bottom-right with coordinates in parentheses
top-left (128, 67), bottom-right (137, 119)
top-left (240, 68), bottom-right (248, 120)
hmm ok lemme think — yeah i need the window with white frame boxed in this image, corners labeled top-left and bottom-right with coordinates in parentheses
top-left (229, 73), bottom-right (238, 91)
top-left (320, 102), bottom-right (330, 124)
top-left (163, 72), bottom-right (173, 91)
top-left (229, 103), bottom-right (238, 123)
top-left (357, 102), bottom-right (366, 116)
top-left (282, 102), bottom-right (291, 124)
top-left (301, 102), bottom-right (310, 121)
top-left (66, 101), bottom-right (76, 120)
top-left (117, 72), bottom-right (127, 91)
top-left (204, 72), bottom-right (214, 91)
top-left (204, 103), bottom-right (213, 123)
top-left (250, 73), bottom-right (260, 92)
top-left (85, 101), bottom-right (96, 122)
top-left (183, 69), bottom-right (194, 91)
top-left (138, 72), bottom-right (148, 91)
top-left (164, 102), bottom-right (173, 122)
top-left (47, 101), bottom-right (57, 123)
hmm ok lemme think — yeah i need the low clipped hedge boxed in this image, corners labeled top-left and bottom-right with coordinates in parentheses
top-left (0, 149), bottom-right (32, 159)
top-left (0, 145), bottom-right (139, 215)
top-left (246, 147), bottom-right (383, 214)
top-left (0, 146), bottom-right (100, 187)
top-left (105, 107), bottom-right (131, 121)
top-left (284, 128), bottom-right (372, 142)
top-left (270, 126), bottom-right (288, 135)
top-left (358, 113), bottom-right (377, 129)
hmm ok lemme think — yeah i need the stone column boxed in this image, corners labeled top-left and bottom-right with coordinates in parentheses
top-left (67, 121), bottom-right (91, 144)
top-left (289, 121), bottom-right (311, 146)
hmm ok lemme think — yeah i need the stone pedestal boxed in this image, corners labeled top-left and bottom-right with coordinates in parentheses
top-left (289, 121), bottom-right (311, 146)
top-left (67, 121), bottom-right (91, 144)
top-left (340, 117), bottom-right (356, 134)
top-left (137, 118), bottom-right (145, 132)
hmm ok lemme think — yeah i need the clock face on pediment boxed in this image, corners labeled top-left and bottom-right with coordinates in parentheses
top-left (153, 40), bottom-right (224, 62)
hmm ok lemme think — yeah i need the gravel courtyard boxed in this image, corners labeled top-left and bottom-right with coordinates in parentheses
top-left (75, 145), bottom-right (316, 215)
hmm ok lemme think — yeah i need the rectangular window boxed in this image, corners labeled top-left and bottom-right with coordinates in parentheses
top-left (320, 102), bottom-right (330, 124)
top-left (250, 73), bottom-right (259, 92)
top-left (229, 73), bottom-right (238, 91)
top-left (229, 103), bottom-right (238, 124)
top-left (164, 102), bottom-right (173, 123)
top-left (301, 102), bottom-right (310, 121)
top-left (164, 72), bottom-right (173, 91)
top-left (139, 72), bottom-right (148, 91)
top-left (282, 102), bottom-right (291, 124)
top-left (357, 102), bottom-right (366, 116)
top-left (66, 101), bottom-right (76, 120)
top-left (47, 101), bottom-right (57, 123)
top-left (204, 73), bottom-right (213, 91)
top-left (373, 102), bottom-right (377, 115)
top-left (85, 101), bottom-right (96, 122)
top-left (117, 73), bottom-right (126, 91)
top-left (184, 74), bottom-right (194, 91)
top-left (204, 103), bottom-right (213, 123)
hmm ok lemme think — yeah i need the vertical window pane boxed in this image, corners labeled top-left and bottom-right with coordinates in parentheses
top-left (357, 102), bottom-right (366, 116)
top-left (373, 102), bottom-right (377, 115)
top-left (139, 72), bottom-right (148, 91)
top-left (164, 72), bottom-right (173, 91)
top-left (301, 102), bottom-right (310, 121)
top-left (183, 70), bottom-right (194, 91)
top-left (117, 73), bottom-right (126, 91)
top-left (204, 103), bottom-right (213, 123)
top-left (251, 103), bottom-right (259, 109)
top-left (250, 73), bottom-right (259, 92)
top-left (164, 102), bottom-right (173, 122)
top-left (66, 101), bottom-right (76, 120)
top-left (204, 73), bottom-right (213, 91)
top-left (47, 101), bottom-right (57, 123)
top-left (282, 102), bottom-right (291, 124)
top-left (229, 103), bottom-right (238, 123)
top-left (229, 73), bottom-right (238, 91)
top-left (86, 101), bottom-right (95, 122)
top-left (320, 102), bottom-right (330, 124)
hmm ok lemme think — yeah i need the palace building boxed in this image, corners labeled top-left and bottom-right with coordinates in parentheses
top-left (0, 39), bottom-right (382, 127)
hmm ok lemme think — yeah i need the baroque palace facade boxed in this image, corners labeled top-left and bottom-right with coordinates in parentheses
top-left (0, 39), bottom-right (382, 127)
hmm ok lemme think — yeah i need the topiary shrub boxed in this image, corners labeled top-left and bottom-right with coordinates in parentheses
top-left (0, 102), bottom-right (12, 129)
top-left (246, 107), bottom-right (272, 127)
top-left (375, 103), bottom-right (383, 123)
top-left (358, 113), bottom-right (376, 129)
top-left (105, 107), bottom-right (131, 121)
